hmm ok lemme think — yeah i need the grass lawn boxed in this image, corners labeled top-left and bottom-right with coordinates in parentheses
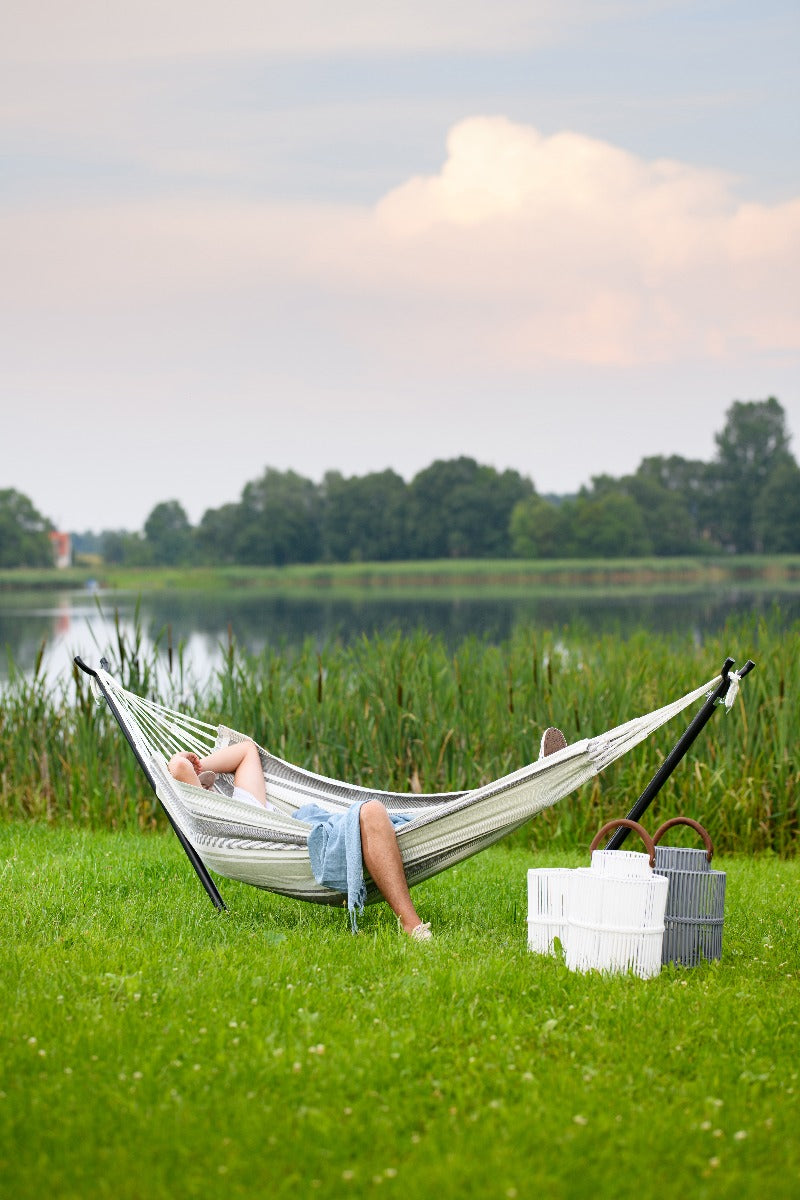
top-left (2, 823), bottom-right (798, 1199)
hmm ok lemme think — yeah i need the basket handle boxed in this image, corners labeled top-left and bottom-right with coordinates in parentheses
top-left (589, 819), bottom-right (656, 868)
top-left (652, 817), bottom-right (713, 863)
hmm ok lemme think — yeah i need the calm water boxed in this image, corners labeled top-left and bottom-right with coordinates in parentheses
top-left (2, 584), bottom-right (798, 684)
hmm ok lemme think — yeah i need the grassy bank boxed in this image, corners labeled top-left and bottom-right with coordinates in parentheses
top-left (1, 823), bottom-right (798, 1199)
top-left (1, 616), bottom-right (797, 854)
top-left (3, 554), bottom-right (800, 595)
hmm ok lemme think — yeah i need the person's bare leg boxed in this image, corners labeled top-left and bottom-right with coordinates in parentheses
top-left (169, 742), bottom-right (267, 805)
top-left (359, 800), bottom-right (423, 934)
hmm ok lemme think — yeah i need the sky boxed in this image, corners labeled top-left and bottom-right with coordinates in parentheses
top-left (1, 0), bottom-right (798, 532)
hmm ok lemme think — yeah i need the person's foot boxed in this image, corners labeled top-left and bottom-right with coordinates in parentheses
top-left (198, 770), bottom-right (217, 790)
top-left (539, 727), bottom-right (568, 759)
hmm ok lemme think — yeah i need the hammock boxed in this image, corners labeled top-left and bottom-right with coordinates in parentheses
top-left (76, 656), bottom-right (752, 912)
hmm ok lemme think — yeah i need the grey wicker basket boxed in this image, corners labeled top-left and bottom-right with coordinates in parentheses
top-left (652, 817), bottom-right (726, 967)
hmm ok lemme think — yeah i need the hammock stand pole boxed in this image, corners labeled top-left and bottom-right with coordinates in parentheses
top-left (74, 656), bottom-right (227, 912)
top-left (605, 655), bottom-right (756, 850)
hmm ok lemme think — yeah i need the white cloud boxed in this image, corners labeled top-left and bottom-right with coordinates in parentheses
top-left (2, 116), bottom-right (799, 380)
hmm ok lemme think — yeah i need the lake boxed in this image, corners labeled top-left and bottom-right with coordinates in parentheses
top-left (2, 581), bottom-right (798, 684)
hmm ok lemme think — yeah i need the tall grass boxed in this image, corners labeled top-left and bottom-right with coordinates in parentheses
top-left (1, 614), bottom-right (797, 853)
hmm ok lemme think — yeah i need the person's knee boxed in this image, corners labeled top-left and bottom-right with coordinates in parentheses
top-left (242, 740), bottom-right (260, 766)
top-left (360, 799), bottom-right (389, 832)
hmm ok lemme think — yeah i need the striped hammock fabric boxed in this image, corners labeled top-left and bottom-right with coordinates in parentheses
top-left (89, 664), bottom-right (732, 907)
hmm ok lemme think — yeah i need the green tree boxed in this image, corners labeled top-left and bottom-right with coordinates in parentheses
top-left (570, 488), bottom-right (652, 558)
top-left (712, 397), bottom-right (793, 551)
top-left (0, 489), bottom-right (53, 567)
top-left (236, 468), bottom-right (322, 565)
top-left (143, 500), bottom-right (195, 565)
top-left (322, 470), bottom-right (409, 562)
top-left (196, 503), bottom-right (241, 565)
top-left (100, 530), bottom-right (152, 566)
top-left (407, 458), bottom-right (533, 558)
top-left (634, 455), bottom-right (714, 547)
top-left (509, 495), bottom-right (569, 558)
top-left (754, 459), bottom-right (800, 552)
top-left (623, 471), bottom-right (703, 556)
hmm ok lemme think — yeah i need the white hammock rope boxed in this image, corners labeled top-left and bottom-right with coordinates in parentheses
top-left (91, 664), bottom-right (741, 906)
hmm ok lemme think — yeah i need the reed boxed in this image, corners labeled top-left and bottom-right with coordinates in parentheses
top-left (1, 614), bottom-right (797, 853)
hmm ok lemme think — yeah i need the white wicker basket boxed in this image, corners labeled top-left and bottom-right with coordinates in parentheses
top-left (564, 820), bottom-right (668, 979)
top-left (527, 868), bottom-right (572, 955)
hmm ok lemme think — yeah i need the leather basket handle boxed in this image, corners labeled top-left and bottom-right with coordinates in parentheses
top-left (652, 816), bottom-right (713, 863)
top-left (589, 819), bottom-right (656, 868)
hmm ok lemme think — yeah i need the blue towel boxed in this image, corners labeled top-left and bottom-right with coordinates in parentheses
top-left (293, 802), bottom-right (412, 932)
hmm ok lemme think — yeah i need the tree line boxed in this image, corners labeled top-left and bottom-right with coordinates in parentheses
top-left (3, 398), bottom-right (800, 570)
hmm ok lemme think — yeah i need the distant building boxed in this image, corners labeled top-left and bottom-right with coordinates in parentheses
top-left (49, 531), bottom-right (72, 569)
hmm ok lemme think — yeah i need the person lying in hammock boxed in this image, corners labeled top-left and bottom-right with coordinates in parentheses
top-left (168, 726), bottom-right (568, 942)
top-left (167, 740), bottom-right (433, 941)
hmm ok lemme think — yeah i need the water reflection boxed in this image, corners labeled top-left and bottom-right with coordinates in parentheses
top-left (1, 584), bottom-right (798, 684)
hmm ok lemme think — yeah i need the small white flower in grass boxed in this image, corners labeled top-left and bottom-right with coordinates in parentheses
top-left (342, 1169), bottom-right (354, 1180)
top-left (712, 1130), bottom-right (723, 1139)
top-left (372, 1176), bottom-right (383, 1185)
top-left (700, 1121), bottom-right (711, 1131)
top-left (38, 1049), bottom-right (46, 1057)
top-left (734, 1130), bottom-right (748, 1141)
top-left (573, 1115), bottom-right (588, 1126)
top-left (385, 1168), bottom-right (397, 1178)
top-left (193, 1064), bottom-right (201, 1072)
top-left (64, 1068), bottom-right (72, 1076)
top-left (292, 1062), bottom-right (302, 1073)
top-left (27, 1037), bottom-right (37, 1045)
top-left (229, 1021), bottom-right (238, 1028)
top-left (133, 1072), bottom-right (143, 1080)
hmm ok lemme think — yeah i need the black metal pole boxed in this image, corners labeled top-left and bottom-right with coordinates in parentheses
top-left (605, 656), bottom-right (756, 850)
top-left (74, 656), bottom-right (227, 911)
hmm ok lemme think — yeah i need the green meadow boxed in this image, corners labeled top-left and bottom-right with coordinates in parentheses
top-left (3, 554), bottom-right (800, 595)
top-left (2, 825), bottom-right (798, 1200)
